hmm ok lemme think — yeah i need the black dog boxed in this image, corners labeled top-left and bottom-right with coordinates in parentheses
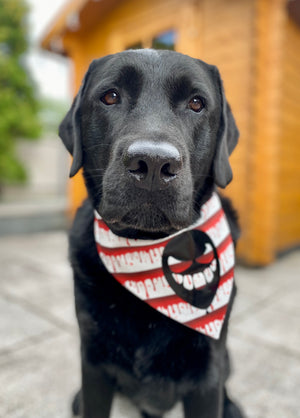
top-left (59, 49), bottom-right (242, 418)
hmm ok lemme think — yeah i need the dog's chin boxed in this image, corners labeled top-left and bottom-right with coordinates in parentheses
top-left (100, 204), bottom-right (189, 239)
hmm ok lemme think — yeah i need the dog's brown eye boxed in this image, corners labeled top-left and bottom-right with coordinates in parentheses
top-left (188, 96), bottom-right (204, 112)
top-left (101, 90), bottom-right (120, 105)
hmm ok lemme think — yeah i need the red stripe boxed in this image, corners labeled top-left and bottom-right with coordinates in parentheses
top-left (185, 304), bottom-right (227, 329)
top-left (217, 266), bottom-right (234, 284)
top-left (95, 208), bottom-right (225, 254)
top-left (169, 260), bottom-right (193, 273)
top-left (148, 293), bottom-right (182, 309)
top-left (216, 234), bottom-right (232, 256)
top-left (145, 268), bottom-right (234, 309)
top-left (112, 237), bottom-right (233, 285)
top-left (96, 240), bottom-right (169, 256)
top-left (97, 232), bottom-right (232, 266)
top-left (195, 252), bottom-right (214, 264)
top-left (115, 267), bottom-right (163, 283)
top-left (95, 219), bottom-right (110, 231)
top-left (197, 208), bottom-right (223, 233)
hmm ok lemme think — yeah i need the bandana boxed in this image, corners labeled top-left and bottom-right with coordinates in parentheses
top-left (94, 192), bottom-right (235, 339)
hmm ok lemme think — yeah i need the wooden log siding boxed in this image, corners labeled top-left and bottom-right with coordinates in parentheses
top-left (277, 14), bottom-right (300, 253)
top-left (41, 0), bottom-right (300, 265)
top-left (199, 0), bottom-right (254, 263)
top-left (244, 0), bottom-right (286, 265)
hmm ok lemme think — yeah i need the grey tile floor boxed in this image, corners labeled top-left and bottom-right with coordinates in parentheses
top-left (0, 231), bottom-right (299, 417)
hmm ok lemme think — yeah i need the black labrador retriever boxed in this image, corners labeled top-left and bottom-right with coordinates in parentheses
top-left (59, 49), bottom-right (243, 418)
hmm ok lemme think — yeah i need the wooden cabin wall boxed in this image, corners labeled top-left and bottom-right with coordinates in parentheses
top-left (194, 0), bottom-right (255, 262)
top-left (60, 0), bottom-right (300, 264)
top-left (277, 16), bottom-right (300, 253)
top-left (240, 0), bottom-right (287, 265)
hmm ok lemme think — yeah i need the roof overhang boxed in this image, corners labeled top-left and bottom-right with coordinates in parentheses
top-left (41, 0), bottom-right (122, 56)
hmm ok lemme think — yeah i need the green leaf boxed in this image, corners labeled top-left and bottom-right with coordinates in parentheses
top-left (0, 0), bottom-right (41, 186)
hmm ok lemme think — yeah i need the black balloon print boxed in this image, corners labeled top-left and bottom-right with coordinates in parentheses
top-left (162, 230), bottom-right (220, 309)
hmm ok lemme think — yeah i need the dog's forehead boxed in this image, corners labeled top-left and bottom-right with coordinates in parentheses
top-left (89, 50), bottom-right (215, 88)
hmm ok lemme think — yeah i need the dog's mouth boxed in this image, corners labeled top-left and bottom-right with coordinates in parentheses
top-left (100, 203), bottom-right (190, 239)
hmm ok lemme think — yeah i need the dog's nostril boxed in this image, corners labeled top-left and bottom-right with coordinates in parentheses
top-left (161, 163), bottom-right (176, 178)
top-left (129, 160), bottom-right (148, 179)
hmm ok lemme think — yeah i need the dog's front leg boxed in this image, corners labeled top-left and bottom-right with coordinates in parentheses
top-left (183, 381), bottom-right (224, 418)
top-left (81, 361), bottom-right (115, 418)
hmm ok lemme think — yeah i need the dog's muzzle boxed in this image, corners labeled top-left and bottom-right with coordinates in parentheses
top-left (123, 140), bottom-right (183, 191)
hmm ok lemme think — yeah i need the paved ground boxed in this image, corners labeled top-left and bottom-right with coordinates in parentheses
top-left (0, 231), bottom-right (299, 418)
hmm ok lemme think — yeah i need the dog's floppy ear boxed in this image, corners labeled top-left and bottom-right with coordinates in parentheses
top-left (212, 67), bottom-right (239, 188)
top-left (59, 63), bottom-right (94, 177)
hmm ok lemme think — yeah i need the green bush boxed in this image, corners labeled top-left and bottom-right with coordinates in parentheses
top-left (0, 0), bottom-right (41, 186)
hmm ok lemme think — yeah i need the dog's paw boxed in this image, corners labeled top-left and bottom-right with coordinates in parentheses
top-left (223, 396), bottom-right (244, 418)
top-left (141, 412), bottom-right (162, 418)
top-left (71, 390), bottom-right (81, 417)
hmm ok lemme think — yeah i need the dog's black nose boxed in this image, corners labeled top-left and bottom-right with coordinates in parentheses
top-left (124, 141), bottom-right (182, 190)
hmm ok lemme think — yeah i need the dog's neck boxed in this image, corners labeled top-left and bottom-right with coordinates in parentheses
top-left (94, 192), bottom-right (235, 340)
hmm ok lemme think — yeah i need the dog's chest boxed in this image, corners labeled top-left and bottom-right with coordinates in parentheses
top-left (82, 273), bottom-right (211, 380)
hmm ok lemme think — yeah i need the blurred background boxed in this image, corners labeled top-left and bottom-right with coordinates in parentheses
top-left (1, 0), bottom-right (300, 265)
top-left (1, 0), bottom-right (300, 417)
top-left (0, 0), bottom-right (71, 235)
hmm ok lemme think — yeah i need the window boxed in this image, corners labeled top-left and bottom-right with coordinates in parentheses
top-left (127, 30), bottom-right (177, 51)
top-left (151, 30), bottom-right (176, 50)
top-left (128, 42), bottom-right (143, 50)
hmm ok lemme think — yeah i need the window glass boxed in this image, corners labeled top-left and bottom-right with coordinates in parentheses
top-left (126, 30), bottom-right (177, 51)
top-left (151, 30), bottom-right (177, 50)
top-left (127, 42), bottom-right (143, 50)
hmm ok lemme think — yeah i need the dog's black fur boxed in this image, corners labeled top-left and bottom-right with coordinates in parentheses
top-left (59, 50), bottom-right (243, 418)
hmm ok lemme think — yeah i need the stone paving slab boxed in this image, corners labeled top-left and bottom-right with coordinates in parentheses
top-left (0, 332), bottom-right (80, 418)
top-left (228, 333), bottom-right (300, 418)
top-left (232, 251), bottom-right (300, 357)
top-left (0, 232), bottom-right (299, 418)
top-left (0, 295), bottom-right (56, 352)
top-left (0, 232), bottom-right (75, 330)
top-left (228, 250), bottom-right (300, 418)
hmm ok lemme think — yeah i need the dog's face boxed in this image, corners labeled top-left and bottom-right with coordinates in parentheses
top-left (60, 50), bottom-right (238, 237)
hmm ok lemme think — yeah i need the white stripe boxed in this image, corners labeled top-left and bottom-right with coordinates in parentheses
top-left (156, 301), bottom-right (207, 323)
top-left (197, 319), bottom-right (224, 339)
top-left (97, 238), bottom-right (234, 276)
top-left (205, 215), bottom-right (230, 247)
top-left (219, 242), bottom-right (235, 276)
top-left (124, 276), bottom-right (174, 300)
top-left (94, 224), bottom-right (132, 248)
top-left (207, 276), bottom-right (234, 312)
top-left (121, 266), bottom-right (234, 302)
top-left (95, 212), bottom-right (230, 258)
top-left (199, 192), bottom-right (222, 224)
top-left (96, 219), bottom-right (233, 275)
top-left (155, 277), bottom-right (233, 326)
top-left (94, 192), bottom-right (222, 249)
top-left (98, 246), bottom-right (165, 273)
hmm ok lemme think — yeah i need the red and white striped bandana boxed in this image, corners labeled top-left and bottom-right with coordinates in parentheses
top-left (94, 193), bottom-right (235, 339)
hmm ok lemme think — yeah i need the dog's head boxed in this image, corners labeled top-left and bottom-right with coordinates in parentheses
top-left (60, 50), bottom-right (238, 237)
